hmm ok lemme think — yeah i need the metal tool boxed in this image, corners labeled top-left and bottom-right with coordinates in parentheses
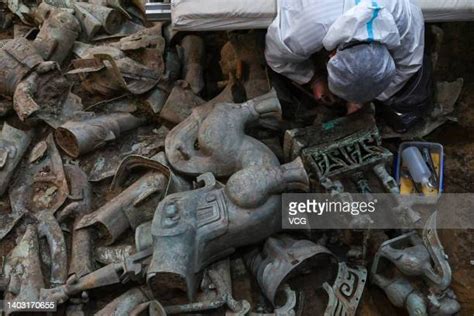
top-left (145, 1), bottom-right (171, 21)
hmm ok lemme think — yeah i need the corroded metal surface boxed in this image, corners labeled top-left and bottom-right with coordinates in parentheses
top-left (372, 274), bottom-right (427, 315)
top-left (68, 46), bottom-right (161, 96)
top-left (83, 126), bottom-right (168, 182)
top-left (113, 24), bottom-right (165, 51)
top-left (165, 89), bottom-right (281, 177)
top-left (0, 123), bottom-right (32, 196)
top-left (147, 158), bottom-right (309, 301)
top-left (372, 214), bottom-right (460, 315)
top-left (248, 285), bottom-right (299, 316)
top-left (61, 164), bottom-right (94, 278)
top-left (180, 35), bottom-right (205, 94)
top-left (283, 112), bottom-right (393, 178)
top-left (163, 259), bottom-right (250, 314)
top-left (322, 263), bottom-right (367, 316)
top-left (3, 225), bottom-right (45, 314)
top-left (130, 300), bottom-right (167, 316)
top-left (76, 154), bottom-right (189, 245)
top-left (40, 248), bottom-right (153, 304)
top-left (245, 235), bottom-right (337, 306)
top-left (0, 10), bottom-right (79, 121)
top-left (55, 112), bottom-right (145, 158)
top-left (94, 244), bottom-right (135, 265)
top-left (300, 114), bottom-right (393, 180)
top-left (32, 9), bottom-right (80, 64)
top-left (5, 0), bottom-right (34, 24)
top-left (0, 208), bottom-right (24, 241)
top-left (9, 134), bottom-right (69, 214)
top-left (96, 287), bottom-right (154, 316)
top-left (74, 2), bottom-right (123, 36)
top-left (0, 37), bottom-right (43, 97)
top-left (160, 80), bottom-right (205, 124)
top-left (9, 135), bottom-right (69, 286)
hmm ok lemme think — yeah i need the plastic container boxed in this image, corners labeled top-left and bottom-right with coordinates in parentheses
top-left (395, 142), bottom-right (444, 195)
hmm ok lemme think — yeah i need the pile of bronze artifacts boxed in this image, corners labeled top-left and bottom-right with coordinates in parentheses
top-left (0, 2), bottom-right (466, 315)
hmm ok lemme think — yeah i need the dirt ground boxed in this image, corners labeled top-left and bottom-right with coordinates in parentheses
top-left (426, 22), bottom-right (474, 316)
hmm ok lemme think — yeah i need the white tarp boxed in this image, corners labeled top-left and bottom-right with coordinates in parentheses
top-left (171, 0), bottom-right (277, 30)
top-left (171, 0), bottom-right (474, 31)
top-left (418, 0), bottom-right (474, 22)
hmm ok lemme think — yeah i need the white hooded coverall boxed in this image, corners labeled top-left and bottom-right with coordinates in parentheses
top-left (265, 0), bottom-right (425, 101)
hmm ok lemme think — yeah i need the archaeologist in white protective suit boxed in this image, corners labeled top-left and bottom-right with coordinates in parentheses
top-left (265, 0), bottom-right (431, 133)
